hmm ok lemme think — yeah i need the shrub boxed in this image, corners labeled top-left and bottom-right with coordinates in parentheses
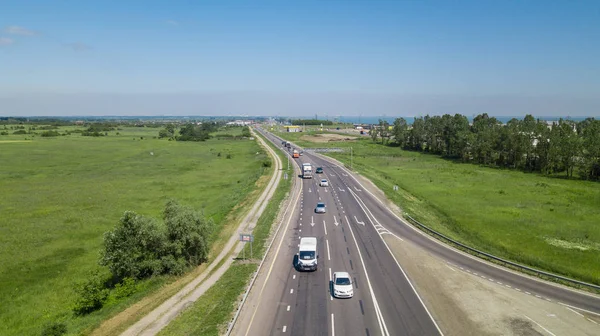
top-left (0, 131), bottom-right (8, 135)
top-left (113, 277), bottom-right (137, 299)
top-left (72, 270), bottom-right (110, 315)
top-left (41, 130), bottom-right (60, 137)
top-left (226, 154), bottom-right (232, 159)
top-left (13, 130), bottom-right (27, 135)
top-left (100, 211), bottom-right (166, 280)
top-left (262, 160), bottom-right (272, 168)
top-left (40, 322), bottom-right (67, 336)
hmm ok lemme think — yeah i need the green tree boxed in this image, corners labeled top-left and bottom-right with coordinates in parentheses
top-left (100, 211), bottom-right (166, 280)
top-left (391, 117), bottom-right (409, 147)
top-left (241, 126), bottom-right (252, 137)
top-left (579, 118), bottom-right (600, 180)
top-left (378, 119), bottom-right (391, 145)
top-left (163, 200), bottom-right (213, 269)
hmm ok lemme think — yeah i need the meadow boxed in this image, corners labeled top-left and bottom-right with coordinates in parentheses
top-left (0, 125), bottom-right (267, 335)
top-left (275, 128), bottom-right (600, 285)
top-left (158, 129), bottom-right (293, 336)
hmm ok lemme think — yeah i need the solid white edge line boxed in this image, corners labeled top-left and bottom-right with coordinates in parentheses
top-left (345, 211), bottom-right (387, 336)
top-left (322, 154), bottom-right (600, 303)
top-left (445, 264), bottom-right (456, 272)
top-left (347, 187), bottom-right (443, 336)
top-left (565, 306), bottom-right (584, 317)
top-left (558, 302), bottom-right (600, 317)
top-left (524, 315), bottom-right (556, 336)
top-left (242, 134), bottom-right (300, 336)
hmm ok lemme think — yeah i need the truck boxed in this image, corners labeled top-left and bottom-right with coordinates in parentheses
top-left (296, 237), bottom-right (318, 271)
top-left (293, 150), bottom-right (300, 158)
top-left (302, 163), bottom-right (313, 179)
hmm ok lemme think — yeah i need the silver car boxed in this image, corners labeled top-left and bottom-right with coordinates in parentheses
top-left (315, 202), bottom-right (326, 213)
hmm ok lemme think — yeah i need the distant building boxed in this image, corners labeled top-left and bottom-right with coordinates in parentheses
top-left (226, 120), bottom-right (253, 126)
top-left (285, 125), bottom-right (301, 132)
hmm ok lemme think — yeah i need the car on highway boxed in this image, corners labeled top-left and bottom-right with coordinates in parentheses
top-left (319, 179), bottom-right (329, 187)
top-left (332, 272), bottom-right (353, 298)
top-left (315, 202), bottom-right (326, 213)
top-left (315, 167), bottom-right (323, 174)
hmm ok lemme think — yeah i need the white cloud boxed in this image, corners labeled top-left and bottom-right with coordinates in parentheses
top-left (5, 25), bottom-right (37, 36)
top-left (0, 37), bottom-right (14, 45)
top-left (63, 42), bottom-right (92, 51)
top-left (165, 20), bottom-right (180, 26)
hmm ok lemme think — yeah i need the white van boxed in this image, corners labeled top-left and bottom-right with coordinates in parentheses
top-left (297, 237), bottom-right (318, 271)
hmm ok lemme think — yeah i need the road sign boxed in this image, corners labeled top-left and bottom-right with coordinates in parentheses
top-left (239, 234), bottom-right (254, 260)
top-left (240, 234), bottom-right (254, 242)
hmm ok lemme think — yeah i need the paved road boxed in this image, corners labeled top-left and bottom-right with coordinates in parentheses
top-left (236, 128), bottom-right (600, 336)
top-left (238, 129), bottom-right (442, 336)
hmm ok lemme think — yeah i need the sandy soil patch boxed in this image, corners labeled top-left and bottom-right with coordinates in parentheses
top-left (299, 133), bottom-right (358, 143)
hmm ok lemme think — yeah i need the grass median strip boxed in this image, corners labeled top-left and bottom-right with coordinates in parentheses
top-left (158, 130), bottom-right (292, 336)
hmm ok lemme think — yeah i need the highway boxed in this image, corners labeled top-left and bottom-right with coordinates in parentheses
top-left (232, 128), bottom-right (600, 336)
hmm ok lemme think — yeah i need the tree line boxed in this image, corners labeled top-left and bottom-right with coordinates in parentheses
top-left (291, 119), bottom-right (334, 126)
top-left (370, 114), bottom-right (600, 180)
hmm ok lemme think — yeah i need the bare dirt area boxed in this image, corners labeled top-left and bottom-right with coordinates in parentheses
top-left (299, 133), bottom-right (358, 143)
top-left (383, 236), bottom-right (600, 336)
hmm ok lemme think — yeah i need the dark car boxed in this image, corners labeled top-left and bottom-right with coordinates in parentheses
top-left (315, 167), bottom-right (323, 174)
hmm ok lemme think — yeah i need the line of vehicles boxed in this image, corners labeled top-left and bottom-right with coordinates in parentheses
top-left (276, 137), bottom-right (354, 299)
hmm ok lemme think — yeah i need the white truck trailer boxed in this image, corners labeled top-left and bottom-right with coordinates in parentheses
top-left (297, 237), bottom-right (318, 271)
top-left (302, 162), bottom-right (313, 179)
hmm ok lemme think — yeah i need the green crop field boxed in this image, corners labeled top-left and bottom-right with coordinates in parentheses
top-left (275, 128), bottom-right (600, 285)
top-left (0, 125), bottom-right (267, 336)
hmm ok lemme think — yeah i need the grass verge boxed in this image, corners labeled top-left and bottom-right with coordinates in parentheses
top-left (158, 130), bottom-right (292, 336)
top-left (0, 125), bottom-right (269, 336)
top-left (274, 129), bottom-right (600, 286)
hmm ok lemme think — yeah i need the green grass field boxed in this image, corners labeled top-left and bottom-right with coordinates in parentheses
top-left (274, 128), bottom-right (600, 285)
top-left (159, 130), bottom-right (293, 336)
top-left (0, 125), bottom-right (267, 336)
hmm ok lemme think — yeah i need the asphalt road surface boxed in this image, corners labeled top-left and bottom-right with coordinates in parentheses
top-left (236, 128), bottom-right (600, 336)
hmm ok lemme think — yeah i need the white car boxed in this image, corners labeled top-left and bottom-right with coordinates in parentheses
top-left (332, 272), bottom-right (353, 298)
top-left (319, 179), bottom-right (329, 187)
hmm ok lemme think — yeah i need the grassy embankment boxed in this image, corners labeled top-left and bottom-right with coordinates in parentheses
top-left (158, 129), bottom-right (293, 336)
top-left (275, 128), bottom-right (600, 286)
top-left (0, 125), bottom-right (269, 336)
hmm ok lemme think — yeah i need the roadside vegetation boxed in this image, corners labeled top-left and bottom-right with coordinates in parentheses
top-left (0, 123), bottom-right (267, 336)
top-left (275, 125), bottom-right (600, 286)
top-left (159, 129), bottom-right (293, 336)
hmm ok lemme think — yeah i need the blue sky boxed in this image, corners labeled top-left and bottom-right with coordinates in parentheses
top-left (1, 0), bottom-right (599, 116)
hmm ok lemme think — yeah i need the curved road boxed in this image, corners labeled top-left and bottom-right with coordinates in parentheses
top-left (233, 128), bottom-right (600, 336)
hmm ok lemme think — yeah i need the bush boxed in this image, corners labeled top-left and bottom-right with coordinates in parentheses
top-left (226, 154), bottom-right (232, 159)
top-left (0, 131), bottom-right (8, 135)
top-left (262, 160), bottom-right (272, 168)
top-left (40, 322), bottom-right (67, 336)
top-left (72, 270), bottom-right (110, 315)
top-left (13, 130), bottom-right (27, 135)
top-left (113, 277), bottom-right (137, 299)
top-left (100, 212), bottom-right (166, 280)
top-left (41, 130), bottom-right (60, 137)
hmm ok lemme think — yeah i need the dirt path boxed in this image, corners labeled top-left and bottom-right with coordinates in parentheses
top-left (88, 129), bottom-right (283, 336)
